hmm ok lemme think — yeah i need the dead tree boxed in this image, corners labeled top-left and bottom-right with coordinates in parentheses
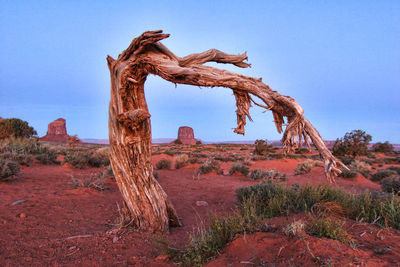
top-left (107, 30), bottom-right (346, 233)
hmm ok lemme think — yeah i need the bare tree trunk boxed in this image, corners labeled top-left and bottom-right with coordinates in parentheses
top-left (107, 30), bottom-right (346, 233)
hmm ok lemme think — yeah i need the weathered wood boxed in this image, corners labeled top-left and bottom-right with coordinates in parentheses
top-left (107, 30), bottom-right (346, 233)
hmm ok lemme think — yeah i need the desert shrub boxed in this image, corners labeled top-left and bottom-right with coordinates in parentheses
top-left (383, 157), bottom-right (400, 164)
top-left (253, 139), bottom-right (275, 155)
top-left (0, 152), bottom-right (32, 166)
top-left (269, 153), bottom-right (284, 160)
top-left (349, 160), bottom-right (372, 178)
top-left (283, 220), bottom-right (306, 237)
top-left (372, 141), bottom-right (394, 153)
top-left (170, 197), bottom-right (261, 266)
top-left (371, 169), bottom-right (397, 182)
top-left (236, 182), bottom-right (400, 229)
top-left (338, 168), bottom-right (357, 178)
top-left (165, 150), bottom-right (179, 156)
top-left (0, 118), bottom-right (37, 140)
top-left (196, 158), bottom-right (220, 174)
top-left (0, 160), bottom-right (20, 181)
top-left (248, 169), bottom-right (265, 180)
top-left (295, 147), bottom-right (310, 154)
top-left (2, 137), bottom-right (43, 154)
top-left (174, 154), bottom-right (189, 169)
top-left (196, 140), bottom-right (202, 145)
top-left (153, 171), bottom-right (159, 179)
top-left (381, 176), bottom-right (400, 194)
top-left (64, 148), bottom-right (109, 169)
top-left (332, 129), bottom-right (372, 157)
top-left (173, 139), bottom-right (182, 145)
top-left (294, 159), bottom-right (322, 175)
top-left (64, 151), bottom-right (90, 169)
top-left (156, 159), bottom-right (172, 170)
top-left (68, 172), bottom-right (108, 191)
top-left (306, 216), bottom-right (350, 243)
top-left (337, 156), bottom-right (354, 166)
top-left (229, 163), bottom-right (250, 176)
top-left (104, 166), bottom-right (114, 177)
top-left (287, 154), bottom-right (307, 159)
top-left (249, 169), bottom-right (287, 181)
top-left (36, 149), bottom-right (58, 165)
top-left (387, 166), bottom-right (400, 175)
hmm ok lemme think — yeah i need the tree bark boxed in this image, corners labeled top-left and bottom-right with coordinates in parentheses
top-left (107, 30), bottom-right (346, 233)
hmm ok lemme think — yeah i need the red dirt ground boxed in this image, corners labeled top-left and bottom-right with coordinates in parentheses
top-left (1, 148), bottom-right (400, 266)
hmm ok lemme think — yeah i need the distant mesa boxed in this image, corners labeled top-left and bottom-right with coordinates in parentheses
top-left (176, 126), bottom-right (197, 145)
top-left (0, 117), bottom-right (3, 122)
top-left (40, 118), bottom-right (70, 142)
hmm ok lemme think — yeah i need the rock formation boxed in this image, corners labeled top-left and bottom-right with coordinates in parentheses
top-left (40, 118), bottom-right (70, 142)
top-left (0, 117), bottom-right (3, 122)
top-left (177, 126), bottom-right (197, 145)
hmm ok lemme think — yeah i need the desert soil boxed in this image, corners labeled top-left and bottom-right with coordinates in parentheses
top-left (1, 144), bottom-right (400, 266)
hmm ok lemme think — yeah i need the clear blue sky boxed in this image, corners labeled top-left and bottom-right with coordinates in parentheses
top-left (1, 1), bottom-right (399, 142)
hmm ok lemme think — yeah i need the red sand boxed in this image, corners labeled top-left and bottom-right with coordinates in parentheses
top-left (1, 151), bottom-right (399, 266)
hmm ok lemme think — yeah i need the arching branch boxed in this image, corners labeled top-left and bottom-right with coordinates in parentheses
top-left (125, 30), bottom-right (346, 181)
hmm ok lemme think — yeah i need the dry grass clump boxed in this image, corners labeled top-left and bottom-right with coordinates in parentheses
top-left (174, 154), bottom-right (189, 169)
top-left (64, 148), bottom-right (110, 169)
top-left (229, 163), bottom-right (250, 176)
top-left (0, 160), bottom-right (20, 181)
top-left (349, 160), bottom-right (371, 178)
top-left (156, 159), bottom-right (172, 170)
top-left (294, 159), bottom-right (323, 175)
top-left (248, 168), bottom-right (287, 181)
top-left (68, 172), bottom-right (109, 191)
top-left (196, 158), bottom-right (220, 174)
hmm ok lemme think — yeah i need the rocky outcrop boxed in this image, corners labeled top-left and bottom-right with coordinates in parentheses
top-left (0, 117), bottom-right (3, 122)
top-left (40, 118), bottom-right (70, 142)
top-left (177, 126), bottom-right (197, 145)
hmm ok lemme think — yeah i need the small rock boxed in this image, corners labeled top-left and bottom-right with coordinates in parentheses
top-left (69, 246), bottom-right (77, 250)
top-left (11, 200), bottom-right (27, 206)
top-left (19, 213), bottom-right (26, 218)
top-left (112, 236), bottom-right (119, 243)
top-left (222, 170), bottom-right (230, 176)
top-left (196, 201), bottom-right (208, 207)
top-left (106, 228), bottom-right (120, 235)
top-left (156, 254), bottom-right (170, 262)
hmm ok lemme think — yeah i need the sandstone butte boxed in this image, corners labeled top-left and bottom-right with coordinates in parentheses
top-left (40, 118), bottom-right (70, 142)
top-left (177, 126), bottom-right (197, 145)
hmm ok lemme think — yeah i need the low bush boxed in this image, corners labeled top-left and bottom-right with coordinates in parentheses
top-left (68, 172), bottom-right (108, 191)
top-left (169, 197), bottom-right (261, 266)
top-left (229, 163), bottom-right (250, 176)
top-left (371, 169), bottom-right (397, 182)
top-left (372, 141), bottom-right (394, 153)
top-left (174, 154), bottom-right (189, 169)
top-left (0, 152), bottom-right (32, 166)
top-left (64, 148), bottom-right (109, 169)
top-left (388, 166), bottom-right (400, 175)
top-left (294, 159), bottom-right (322, 175)
top-left (236, 181), bottom-right (400, 229)
top-left (253, 140), bottom-right (275, 155)
top-left (196, 158), bottom-right (220, 174)
top-left (156, 159), bottom-right (172, 170)
top-left (337, 156), bottom-right (354, 166)
top-left (381, 176), bottom-right (400, 195)
top-left (295, 147), bottom-right (310, 154)
top-left (248, 169), bottom-right (287, 181)
top-left (349, 160), bottom-right (372, 178)
top-left (0, 160), bottom-right (20, 181)
top-left (306, 216), bottom-right (350, 243)
top-left (173, 139), bottom-right (182, 145)
top-left (338, 168), bottom-right (357, 178)
top-left (36, 149), bottom-right (59, 165)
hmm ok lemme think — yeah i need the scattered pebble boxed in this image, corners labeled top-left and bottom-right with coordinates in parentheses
top-left (196, 201), bottom-right (208, 207)
top-left (155, 254), bottom-right (170, 262)
top-left (12, 200), bottom-right (27, 206)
